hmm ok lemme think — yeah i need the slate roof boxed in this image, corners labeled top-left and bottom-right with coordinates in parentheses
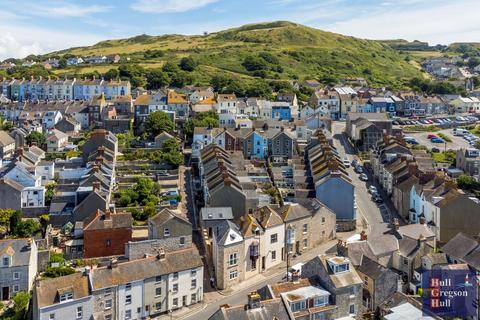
top-left (211, 298), bottom-right (289, 320)
top-left (253, 206), bottom-right (284, 228)
top-left (442, 233), bottom-right (479, 263)
top-left (35, 272), bottom-right (90, 309)
top-left (0, 130), bottom-right (15, 147)
top-left (149, 208), bottom-right (191, 226)
top-left (83, 210), bottom-right (132, 231)
top-left (90, 248), bottom-right (202, 290)
top-left (200, 207), bottom-right (233, 221)
top-left (278, 203), bottom-right (311, 222)
top-left (0, 238), bottom-right (34, 266)
top-left (319, 255), bottom-right (363, 288)
top-left (355, 256), bottom-right (390, 280)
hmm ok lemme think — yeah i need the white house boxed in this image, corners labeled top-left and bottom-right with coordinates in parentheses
top-left (42, 111), bottom-right (63, 130)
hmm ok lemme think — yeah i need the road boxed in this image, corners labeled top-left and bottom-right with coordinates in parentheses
top-left (406, 128), bottom-right (472, 150)
top-left (331, 122), bottom-right (398, 236)
top-left (180, 240), bottom-right (338, 320)
top-left (168, 123), bottom-right (394, 320)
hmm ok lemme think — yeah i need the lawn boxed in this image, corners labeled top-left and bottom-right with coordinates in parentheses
top-left (437, 133), bottom-right (452, 142)
top-left (469, 125), bottom-right (480, 137)
top-left (431, 150), bottom-right (456, 165)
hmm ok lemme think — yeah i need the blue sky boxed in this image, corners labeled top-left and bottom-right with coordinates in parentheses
top-left (1, 0), bottom-right (480, 60)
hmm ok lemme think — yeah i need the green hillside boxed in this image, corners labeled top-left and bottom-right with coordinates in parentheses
top-left (44, 21), bottom-right (423, 89)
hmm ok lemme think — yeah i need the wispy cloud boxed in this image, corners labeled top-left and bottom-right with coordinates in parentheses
top-left (32, 3), bottom-right (112, 17)
top-left (131, 0), bottom-right (219, 13)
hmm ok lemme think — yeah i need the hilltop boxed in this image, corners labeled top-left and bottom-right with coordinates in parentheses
top-left (42, 21), bottom-right (423, 89)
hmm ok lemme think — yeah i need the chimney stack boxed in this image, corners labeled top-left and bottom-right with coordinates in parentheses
top-left (393, 218), bottom-right (400, 231)
top-left (92, 181), bottom-right (101, 192)
top-left (360, 230), bottom-right (368, 241)
top-left (247, 291), bottom-right (262, 310)
top-left (157, 248), bottom-right (166, 261)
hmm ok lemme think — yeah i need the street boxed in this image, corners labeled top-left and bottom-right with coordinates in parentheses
top-left (331, 122), bottom-right (395, 237)
top-left (165, 122), bottom-right (400, 320)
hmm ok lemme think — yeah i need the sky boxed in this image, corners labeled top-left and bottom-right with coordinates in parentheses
top-left (1, 0), bottom-right (480, 60)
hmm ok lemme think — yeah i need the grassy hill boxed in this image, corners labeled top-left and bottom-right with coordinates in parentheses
top-left (45, 21), bottom-right (424, 89)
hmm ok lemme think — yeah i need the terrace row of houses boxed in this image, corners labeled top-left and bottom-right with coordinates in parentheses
top-left (0, 77), bottom-right (131, 102)
top-left (370, 137), bottom-right (480, 244)
top-left (0, 95), bottom-right (134, 136)
top-left (0, 54), bottom-right (121, 71)
top-left (309, 86), bottom-right (480, 119)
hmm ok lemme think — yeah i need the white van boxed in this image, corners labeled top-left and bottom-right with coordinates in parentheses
top-left (454, 128), bottom-right (468, 136)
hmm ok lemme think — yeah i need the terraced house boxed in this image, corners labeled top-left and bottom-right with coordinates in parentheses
top-left (307, 131), bottom-right (356, 231)
top-left (34, 248), bottom-right (203, 320)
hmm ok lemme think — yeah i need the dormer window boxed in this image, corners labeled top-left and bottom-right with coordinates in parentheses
top-left (327, 258), bottom-right (350, 274)
top-left (59, 292), bottom-right (73, 302)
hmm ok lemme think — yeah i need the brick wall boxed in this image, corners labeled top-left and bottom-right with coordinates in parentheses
top-left (84, 228), bottom-right (132, 258)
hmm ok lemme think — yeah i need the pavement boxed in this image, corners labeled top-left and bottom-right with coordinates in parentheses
top-left (331, 122), bottom-right (398, 236)
top-left (153, 239), bottom-right (342, 320)
top-left (154, 123), bottom-right (398, 320)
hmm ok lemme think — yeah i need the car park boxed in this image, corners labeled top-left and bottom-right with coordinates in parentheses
top-left (360, 173), bottom-right (368, 181)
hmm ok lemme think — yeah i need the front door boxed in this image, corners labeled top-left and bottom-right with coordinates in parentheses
top-left (262, 257), bottom-right (266, 271)
top-left (296, 241), bottom-right (300, 254)
top-left (182, 295), bottom-right (187, 307)
top-left (2, 287), bottom-right (9, 300)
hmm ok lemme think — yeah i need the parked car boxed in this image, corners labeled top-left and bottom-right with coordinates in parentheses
top-left (342, 158), bottom-right (350, 168)
top-left (427, 134), bottom-right (437, 139)
top-left (431, 147), bottom-right (440, 153)
top-left (454, 128), bottom-right (468, 136)
top-left (368, 186), bottom-right (378, 194)
top-left (371, 192), bottom-right (384, 203)
top-left (360, 173), bottom-right (368, 181)
top-left (351, 159), bottom-right (358, 167)
top-left (355, 165), bottom-right (363, 173)
top-left (431, 137), bottom-right (444, 143)
top-left (283, 262), bottom-right (304, 281)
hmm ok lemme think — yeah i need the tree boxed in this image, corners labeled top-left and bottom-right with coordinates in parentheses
top-left (162, 61), bottom-right (180, 74)
top-left (39, 214), bottom-right (50, 237)
top-left (9, 210), bottom-right (21, 235)
top-left (246, 80), bottom-right (273, 98)
top-left (104, 68), bottom-right (119, 81)
top-left (242, 55), bottom-right (268, 71)
top-left (13, 291), bottom-right (30, 315)
top-left (457, 174), bottom-right (479, 191)
top-left (58, 58), bottom-right (67, 69)
top-left (179, 56), bottom-right (197, 72)
top-left (13, 219), bottom-right (41, 237)
top-left (45, 182), bottom-right (56, 205)
top-left (146, 69), bottom-right (170, 89)
top-left (144, 111), bottom-right (174, 137)
top-left (26, 131), bottom-right (46, 148)
top-left (0, 209), bottom-right (16, 233)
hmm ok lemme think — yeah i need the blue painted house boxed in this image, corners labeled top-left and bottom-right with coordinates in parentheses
top-left (243, 130), bottom-right (268, 159)
top-left (272, 105), bottom-right (292, 120)
top-left (369, 97), bottom-right (396, 115)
